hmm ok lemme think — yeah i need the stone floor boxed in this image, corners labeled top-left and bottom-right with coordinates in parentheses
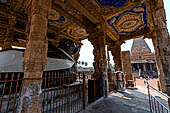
top-left (80, 87), bottom-right (152, 113)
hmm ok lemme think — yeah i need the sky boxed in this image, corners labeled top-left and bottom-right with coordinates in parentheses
top-left (78, 0), bottom-right (170, 67)
top-left (0, 0), bottom-right (170, 67)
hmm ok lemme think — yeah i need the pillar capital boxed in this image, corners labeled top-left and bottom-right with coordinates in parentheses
top-left (88, 32), bottom-right (104, 43)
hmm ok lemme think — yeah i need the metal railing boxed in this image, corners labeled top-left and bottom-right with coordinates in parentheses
top-left (41, 72), bottom-right (86, 113)
top-left (0, 72), bottom-right (86, 113)
top-left (145, 80), bottom-right (170, 113)
top-left (0, 72), bottom-right (23, 113)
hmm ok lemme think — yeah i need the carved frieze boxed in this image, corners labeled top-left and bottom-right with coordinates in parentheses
top-left (64, 25), bottom-right (89, 39)
top-left (78, 0), bottom-right (103, 22)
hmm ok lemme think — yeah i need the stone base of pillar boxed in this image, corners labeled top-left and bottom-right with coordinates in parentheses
top-left (17, 79), bottom-right (42, 113)
top-left (108, 70), bottom-right (117, 92)
top-left (125, 80), bottom-right (135, 88)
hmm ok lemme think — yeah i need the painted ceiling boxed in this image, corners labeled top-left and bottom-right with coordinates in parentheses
top-left (0, 0), bottom-right (151, 47)
top-left (41, 0), bottom-right (148, 41)
top-left (48, 9), bottom-right (67, 27)
top-left (106, 2), bottom-right (147, 36)
top-left (47, 9), bottom-right (88, 40)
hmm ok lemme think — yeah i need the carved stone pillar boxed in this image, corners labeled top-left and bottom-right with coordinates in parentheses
top-left (2, 16), bottom-right (16, 49)
top-left (74, 49), bottom-right (80, 73)
top-left (74, 43), bottom-right (81, 73)
top-left (137, 63), bottom-right (139, 70)
top-left (89, 33), bottom-right (107, 97)
top-left (89, 37), bottom-right (107, 78)
top-left (74, 52), bottom-right (80, 65)
top-left (17, 0), bottom-right (51, 113)
top-left (143, 63), bottom-right (146, 71)
top-left (150, 0), bottom-right (169, 93)
top-left (121, 51), bottom-right (133, 84)
top-left (150, 63), bottom-right (152, 71)
top-left (110, 45), bottom-right (122, 71)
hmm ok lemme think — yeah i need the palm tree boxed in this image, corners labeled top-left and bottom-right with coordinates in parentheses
top-left (85, 62), bottom-right (88, 66)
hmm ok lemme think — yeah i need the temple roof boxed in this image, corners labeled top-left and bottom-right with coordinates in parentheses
top-left (0, 0), bottom-right (153, 48)
top-left (131, 37), bottom-right (151, 53)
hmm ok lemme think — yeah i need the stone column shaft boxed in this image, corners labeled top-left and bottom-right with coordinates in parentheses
top-left (150, 63), bottom-right (153, 71)
top-left (89, 34), bottom-right (107, 97)
top-left (143, 63), bottom-right (146, 71)
top-left (137, 63), bottom-right (139, 70)
top-left (150, 0), bottom-right (169, 93)
top-left (17, 0), bottom-right (51, 113)
top-left (89, 37), bottom-right (107, 77)
top-left (74, 51), bottom-right (80, 73)
top-left (121, 51), bottom-right (133, 83)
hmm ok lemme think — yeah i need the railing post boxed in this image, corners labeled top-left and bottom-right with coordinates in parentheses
top-left (83, 73), bottom-right (86, 109)
top-left (146, 80), bottom-right (152, 112)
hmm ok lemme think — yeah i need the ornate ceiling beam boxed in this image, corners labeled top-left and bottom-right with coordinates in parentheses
top-left (0, 22), bottom-right (26, 34)
top-left (96, 23), bottom-right (119, 41)
top-left (57, 22), bottom-right (74, 32)
top-left (10, 42), bottom-right (25, 47)
top-left (87, 32), bottom-right (104, 40)
top-left (0, 3), bottom-right (27, 19)
top-left (0, 21), bottom-right (81, 45)
top-left (2, 15), bottom-right (16, 49)
top-left (119, 28), bottom-right (149, 41)
top-left (53, 2), bottom-right (86, 29)
top-left (106, 39), bottom-right (123, 48)
top-left (104, 0), bottom-right (144, 19)
top-left (67, 0), bottom-right (100, 24)
top-left (0, 40), bottom-right (25, 48)
top-left (59, 32), bottom-right (81, 44)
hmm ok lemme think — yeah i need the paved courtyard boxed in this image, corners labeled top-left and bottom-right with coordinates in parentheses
top-left (135, 78), bottom-right (158, 88)
top-left (80, 88), bottom-right (151, 113)
top-left (80, 79), bottom-right (162, 113)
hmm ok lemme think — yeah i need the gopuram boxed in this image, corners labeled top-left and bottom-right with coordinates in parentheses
top-left (0, 0), bottom-right (170, 112)
top-left (131, 37), bottom-right (158, 78)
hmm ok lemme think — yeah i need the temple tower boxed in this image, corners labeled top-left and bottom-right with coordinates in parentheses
top-left (130, 37), bottom-right (158, 82)
top-left (131, 37), bottom-right (151, 58)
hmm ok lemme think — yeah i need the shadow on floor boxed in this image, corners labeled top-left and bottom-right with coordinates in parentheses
top-left (80, 89), bottom-right (151, 113)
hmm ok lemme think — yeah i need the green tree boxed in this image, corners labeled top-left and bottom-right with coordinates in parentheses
top-left (89, 67), bottom-right (94, 72)
top-left (82, 61), bottom-right (84, 65)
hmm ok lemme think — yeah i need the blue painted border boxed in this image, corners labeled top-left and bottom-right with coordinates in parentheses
top-left (100, 0), bottom-right (127, 8)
